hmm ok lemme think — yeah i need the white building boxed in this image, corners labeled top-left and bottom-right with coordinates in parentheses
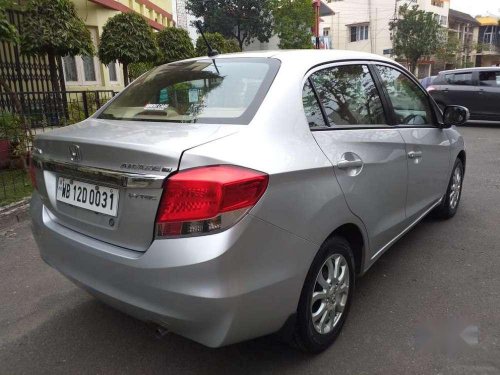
top-left (173, 0), bottom-right (198, 41)
top-left (320, 0), bottom-right (450, 76)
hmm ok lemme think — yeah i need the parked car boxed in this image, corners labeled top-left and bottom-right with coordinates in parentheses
top-left (419, 75), bottom-right (436, 89)
top-left (428, 67), bottom-right (500, 124)
top-left (30, 50), bottom-right (468, 353)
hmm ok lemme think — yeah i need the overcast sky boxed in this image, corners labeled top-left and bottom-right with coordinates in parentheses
top-left (450, 0), bottom-right (499, 17)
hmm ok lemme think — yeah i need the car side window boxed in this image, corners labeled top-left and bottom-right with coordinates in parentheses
top-left (376, 65), bottom-right (434, 126)
top-left (302, 80), bottom-right (327, 128)
top-left (308, 65), bottom-right (386, 126)
top-left (445, 72), bottom-right (473, 86)
top-left (479, 71), bottom-right (500, 87)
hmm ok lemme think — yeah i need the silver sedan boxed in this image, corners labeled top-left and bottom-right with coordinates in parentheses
top-left (30, 50), bottom-right (467, 352)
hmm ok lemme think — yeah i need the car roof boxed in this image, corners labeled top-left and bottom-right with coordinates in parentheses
top-left (439, 66), bottom-right (500, 74)
top-left (216, 49), bottom-right (396, 64)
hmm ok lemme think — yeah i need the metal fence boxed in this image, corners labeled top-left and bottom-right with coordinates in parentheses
top-left (0, 9), bottom-right (64, 95)
top-left (0, 90), bottom-right (117, 206)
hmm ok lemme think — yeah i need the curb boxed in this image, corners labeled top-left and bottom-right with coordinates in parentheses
top-left (0, 198), bottom-right (31, 230)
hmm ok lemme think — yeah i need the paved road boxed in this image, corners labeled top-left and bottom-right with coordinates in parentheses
top-left (1, 126), bottom-right (500, 375)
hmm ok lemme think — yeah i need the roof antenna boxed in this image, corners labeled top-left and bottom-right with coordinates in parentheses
top-left (194, 20), bottom-right (219, 57)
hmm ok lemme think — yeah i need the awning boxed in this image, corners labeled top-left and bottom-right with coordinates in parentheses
top-left (319, 1), bottom-right (335, 16)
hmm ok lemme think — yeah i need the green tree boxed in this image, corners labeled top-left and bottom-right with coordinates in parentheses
top-left (195, 32), bottom-right (240, 55)
top-left (157, 27), bottom-right (195, 64)
top-left (0, 0), bottom-right (27, 141)
top-left (224, 38), bottom-right (241, 53)
top-left (128, 61), bottom-right (155, 81)
top-left (271, 0), bottom-right (314, 49)
top-left (0, 0), bottom-right (18, 43)
top-left (21, 0), bottom-right (94, 92)
top-left (98, 12), bottom-right (157, 85)
top-left (435, 33), bottom-right (460, 68)
top-left (389, 4), bottom-right (442, 74)
top-left (186, 0), bottom-right (273, 50)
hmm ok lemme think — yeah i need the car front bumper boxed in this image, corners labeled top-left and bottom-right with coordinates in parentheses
top-left (30, 193), bottom-right (317, 347)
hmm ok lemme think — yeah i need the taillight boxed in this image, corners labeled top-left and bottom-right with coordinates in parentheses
top-left (156, 165), bottom-right (269, 237)
top-left (29, 153), bottom-right (37, 190)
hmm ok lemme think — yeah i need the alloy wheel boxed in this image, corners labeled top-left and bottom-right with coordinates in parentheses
top-left (449, 166), bottom-right (462, 210)
top-left (311, 253), bottom-right (350, 335)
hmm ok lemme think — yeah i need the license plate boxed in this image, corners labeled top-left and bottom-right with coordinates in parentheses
top-left (56, 177), bottom-right (119, 217)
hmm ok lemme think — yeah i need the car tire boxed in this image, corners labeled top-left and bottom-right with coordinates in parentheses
top-left (292, 236), bottom-right (355, 353)
top-left (433, 158), bottom-right (464, 219)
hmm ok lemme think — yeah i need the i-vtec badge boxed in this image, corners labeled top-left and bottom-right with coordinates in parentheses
top-left (120, 163), bottom-right (172, 173)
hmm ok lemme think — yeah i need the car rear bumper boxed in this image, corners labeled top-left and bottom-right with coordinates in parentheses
top-left (30, 193), bottom-right (317, 347)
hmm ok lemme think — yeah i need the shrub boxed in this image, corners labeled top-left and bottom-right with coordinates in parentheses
top-left (195, 32), bottom-right (240, 56)
top-left (157, 27), bottom-right (195, 64)
top-left (98, 12), bottom-right (158, 85)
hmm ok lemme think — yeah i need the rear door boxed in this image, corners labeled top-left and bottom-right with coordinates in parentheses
top-left (476, 70), bottom-right (500, 121)
top-left (305, 63), bottom-right (408, 255)
top-left (374, 64), bottom-right (450, 221)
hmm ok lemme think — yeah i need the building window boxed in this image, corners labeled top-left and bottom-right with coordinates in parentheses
top-left (108, 61), bottom-right (118, 82)
top-left (82, 55), bottom-right (96, 81)
top-left (483, 26), bottom-right (496, 44)
top-left (323, 27), bottom-right (330, 36)
top-left (431, 0), bottom-right (444, 7)
top-left (433, 14), bottom-right (447, 26)
top-left (63, 56), bottom-right (78, 82)
top-left (62, 28), bottom-right (100, 85)
top-left (350, 25), bottom-right (369, 42)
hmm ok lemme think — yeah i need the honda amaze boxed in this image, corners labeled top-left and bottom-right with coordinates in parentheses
top-left (30, 50), bottom-right (468, 352)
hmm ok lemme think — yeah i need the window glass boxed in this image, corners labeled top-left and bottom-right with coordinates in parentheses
top-left (350, 25), bottom-right (369, 42)
top-left (350, 27), bottom-right (357, 42)
top-left (99, 58), bottom-right (280, 124)
top-left (63, 56), bottom-right (78, 82)
top-left (479, 71), bottom-right (500, 87)
top-left (108, 61), bottom-right (118, 82)
top-left (453, 72), bottom-right (473, 85)
top-left (445, 72), bottom-right (473, 85)
top-left (376, 65), bottom-right (434, 126)
top-left (82, 55), bottom-right (96, 82)
top-left (310, 65), bottom-right (386, 126)
top-left (302, 80), bottom-right (327, 128)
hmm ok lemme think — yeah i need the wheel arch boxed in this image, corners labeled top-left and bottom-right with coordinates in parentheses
top-left (457, 150), bottom-right (466, 173)
top-left (325, 223), bottom-right (366, 275)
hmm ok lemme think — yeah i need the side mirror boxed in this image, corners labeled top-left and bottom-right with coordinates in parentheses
top-left (442, 105), bottom-right (469, 127)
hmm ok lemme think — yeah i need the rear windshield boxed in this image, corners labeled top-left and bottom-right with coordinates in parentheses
top-left (98, 58), bottom-right (280, 124)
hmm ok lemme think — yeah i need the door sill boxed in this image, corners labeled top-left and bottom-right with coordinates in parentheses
top-left (370, 198), bottom-right (443, 262)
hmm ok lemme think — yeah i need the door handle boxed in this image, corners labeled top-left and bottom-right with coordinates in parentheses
top-left (407, 151), bottom-right (423, 159)
top-left (337, 159), bottom-right (363, 169)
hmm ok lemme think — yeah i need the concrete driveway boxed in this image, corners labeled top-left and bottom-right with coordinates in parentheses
top-left (1, 126), bottom-right (499, 375)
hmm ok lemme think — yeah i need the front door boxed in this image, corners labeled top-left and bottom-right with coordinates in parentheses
top-left (374, 64), bottom-right (450, 221)
top-left (441, 71), bottom-right (478, 116)
top-left (304, 63), bottom-right (408, 255)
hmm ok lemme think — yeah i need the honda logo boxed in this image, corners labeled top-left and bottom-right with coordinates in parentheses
top-left (68, 144), bottom-right (81, 162)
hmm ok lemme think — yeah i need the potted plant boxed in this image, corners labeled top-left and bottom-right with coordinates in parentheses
top-left (0, 112), bottom-right (15, 169)
top-left (0, 112), bottom-right (31, 170)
